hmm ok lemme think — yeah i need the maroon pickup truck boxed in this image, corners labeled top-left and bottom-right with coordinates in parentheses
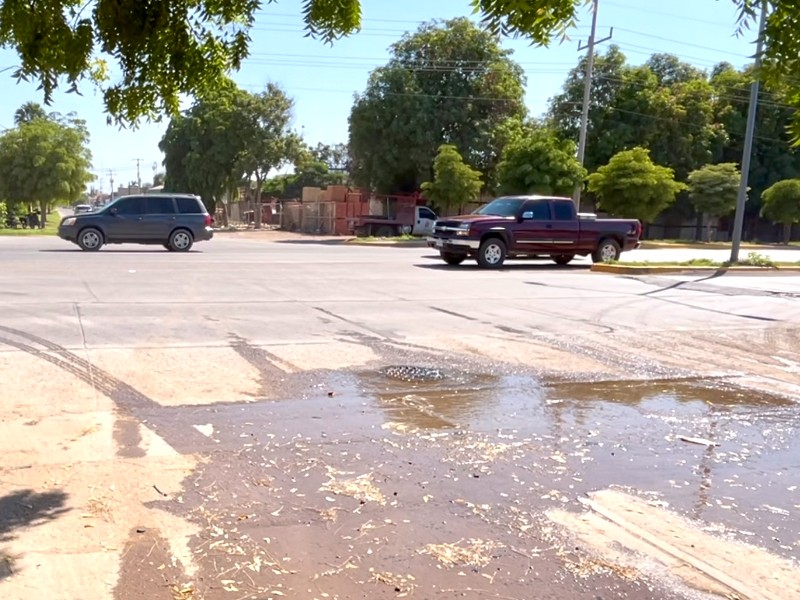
top-left (427, 196), bottom-right (642, 268)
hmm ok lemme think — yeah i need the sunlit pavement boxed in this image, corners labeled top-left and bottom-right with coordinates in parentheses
top-left (1, 235), bottom-right (799, 600)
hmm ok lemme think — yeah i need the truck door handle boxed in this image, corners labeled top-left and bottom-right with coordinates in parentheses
top-left (545, 224), bottom-right (553, 229)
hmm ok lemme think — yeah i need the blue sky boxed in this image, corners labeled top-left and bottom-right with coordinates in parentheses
top-left (0, 0), bottom-right (759, 192)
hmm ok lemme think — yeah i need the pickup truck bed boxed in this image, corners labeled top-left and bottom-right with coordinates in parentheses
top-left (427, 195), bottom-right (641, 268)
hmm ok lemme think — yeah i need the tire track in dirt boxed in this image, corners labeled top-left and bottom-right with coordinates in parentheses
top-left (0, 325), bottom-right (208, 453)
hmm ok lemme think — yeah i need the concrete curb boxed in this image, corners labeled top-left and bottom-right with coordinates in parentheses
top-left (591, 263), bottom-right (800, 275)
top-left (639, 242), bottom-right (799, 251)
top-left (345, 240), bottom-right (429, 248)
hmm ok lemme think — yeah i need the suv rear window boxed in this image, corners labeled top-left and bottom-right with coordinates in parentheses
top-left (147, 197), bottom-right (176, 214)
top-left (175, 196), bottom-right (205, 214)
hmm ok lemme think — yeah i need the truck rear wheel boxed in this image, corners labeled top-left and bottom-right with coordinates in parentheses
top-left (375, 225), bottom-right (395, 238)
top-left (552, 254), bottom-right (575, 265)
top-left (440, 251), bottom-right (466, 265)
top-left (592, 238), bottom-right (622, 263)
top-left (477, 238), bottom-right (507, 269)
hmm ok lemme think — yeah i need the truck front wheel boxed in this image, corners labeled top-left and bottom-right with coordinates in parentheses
top-left (477, 238), bottom-right (507, 269)
top-left (440, 251), bottom-right (466, 265)
top-left (592, 238), bottom-right (622, 263)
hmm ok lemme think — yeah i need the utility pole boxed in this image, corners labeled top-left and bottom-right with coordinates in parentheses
top-left (730, 1), bottom-right (768, 263)
top-left (134, 158), bottom-right (142, 192)
top-left (574, 0), bottom-right (613, 211)
top-left (108, 170), bottom-right (115, 200)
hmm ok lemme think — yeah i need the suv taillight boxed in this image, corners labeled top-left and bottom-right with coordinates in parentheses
top-left (204, 214), bottom-right (213, 227)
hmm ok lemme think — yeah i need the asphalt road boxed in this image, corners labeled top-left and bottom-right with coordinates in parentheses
top-left (1, 234), bottom-right (799, 353)
top-left (2, 234), bottom-right (800, 600)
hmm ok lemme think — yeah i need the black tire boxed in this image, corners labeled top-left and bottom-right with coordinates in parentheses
top-left (592, 238), bottom-right (622, 263)
top-left (552, 254), bottom-right (575, 265)
top-left (163, 243), bottom-right (173, 251)
top-left (476, 237), bottom-right (507, 269)
top-left (77, 227), bottom-right (103, 251)
top-left (441, 252), bottom-right (466, 265)
top-left (374, 225), bottom-right (395, 238)
top-left (168, 229), bottom-right (194, 252)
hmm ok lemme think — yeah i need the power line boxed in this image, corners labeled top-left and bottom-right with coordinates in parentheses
top-left (601, 0), bottom-right (737, 30)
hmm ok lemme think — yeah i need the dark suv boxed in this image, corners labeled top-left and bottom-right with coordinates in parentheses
top-left (59, 194), bottom-right (214, 252)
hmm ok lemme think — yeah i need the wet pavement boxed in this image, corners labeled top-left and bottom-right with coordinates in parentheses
top-left (127, 361), bottom-right (799, 599)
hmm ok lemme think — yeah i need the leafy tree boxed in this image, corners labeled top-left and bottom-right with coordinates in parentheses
top-left (153, 172), bottom-right (166, 186)
top-left (475, 0), bottom-right (800, 140)
top-left (349, 17), bottom-right (526, 193)
top-left (160, 82), bottom-right (253, 222)
top-left (549, 47), bottom-right (723, 181)
top-left (687, 162), bottom-right (742, 240)
top-left (421, 144), bottom-right (483, 215)
top-left (236, 84), bottom-right (303, 228)
top-left (264, 160), bottom-right (346, 200)
top-left (309, 143), bottom-right (350, 172)
top-left (495, 128), bottom-right (586, 196)
top-left (645, 53), bottom-right (704, 86)
top-left (7, 0), bottom-right (800, 136)
top-left (587, 147), bottom-right (685, 223)
top-left (13, 102), bottom-right (49, 125)
top-left (711, 63), bottom-right (800, 225)
top-left (760, 179), bottom-right (800, 244)
top-left (0, 111), bottom-right (93, 222)
top-left (687, 163), bottom-right (741, 217)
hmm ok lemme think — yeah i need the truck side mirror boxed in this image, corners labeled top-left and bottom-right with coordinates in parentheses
top-left (521, 211), bottom-right (534, 220)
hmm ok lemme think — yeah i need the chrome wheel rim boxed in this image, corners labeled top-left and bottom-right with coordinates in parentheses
top-left (484, 244), bottom-right (502, 264)
top-left (82, 231), bottom-right (100, 249)
top-left (173, 232), bottom-right (191, 249)
top-left (600, 244), bottom-right (617, 262)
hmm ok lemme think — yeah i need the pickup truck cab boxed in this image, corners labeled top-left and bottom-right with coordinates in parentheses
top-left (427, 195), bottom-right (641, 268)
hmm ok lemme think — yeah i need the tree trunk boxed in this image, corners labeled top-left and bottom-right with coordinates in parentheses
top-left (253, 177), bottom-right (262, 230)
top-left (221, 200), bottom-right (230, 227)
top-left (694, 212), bottom-right (703, 242)
top-left (783, 222), bottom-right (792, 245)
top-left (39, 200), bottom-right (47, 227)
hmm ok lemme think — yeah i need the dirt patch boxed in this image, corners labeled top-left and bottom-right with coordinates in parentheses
top-left (268, 341), bottom-right (378, 371)
top-left (89, 347), bottom-right (262, 405)
top-left (0, 351), bottom-right (98, 418)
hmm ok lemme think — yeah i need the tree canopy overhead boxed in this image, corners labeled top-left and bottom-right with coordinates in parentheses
top-left (3, 0), bottom-right (800, 134)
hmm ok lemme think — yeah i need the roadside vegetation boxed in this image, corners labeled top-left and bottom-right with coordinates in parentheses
top-left (612, 252), bottom-right (800, 268)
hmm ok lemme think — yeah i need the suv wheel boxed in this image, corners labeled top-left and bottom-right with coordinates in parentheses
top-left (169, 229), bottom-right (194, 252)
top-left (552, 254), bottom-right (575, 265)
top-left (78, 228), bottom-right (103, 251)
top-left (477, 238), bottom-right (507, 269)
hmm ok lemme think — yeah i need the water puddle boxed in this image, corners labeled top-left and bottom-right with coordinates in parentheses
top-left (356, 372), bottom-right (800, 561)
top-left (156, 370), bottom-right (799, 599)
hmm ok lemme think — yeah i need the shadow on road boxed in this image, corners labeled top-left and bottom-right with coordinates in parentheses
top-left (274, 239), bottom-right (349, 246)
top-left (38, 249), bottom-right (202, 254)
top-left (0, 489), bottom-right (70, 581)
top-left (414, 262), bottom-right (591, 272)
